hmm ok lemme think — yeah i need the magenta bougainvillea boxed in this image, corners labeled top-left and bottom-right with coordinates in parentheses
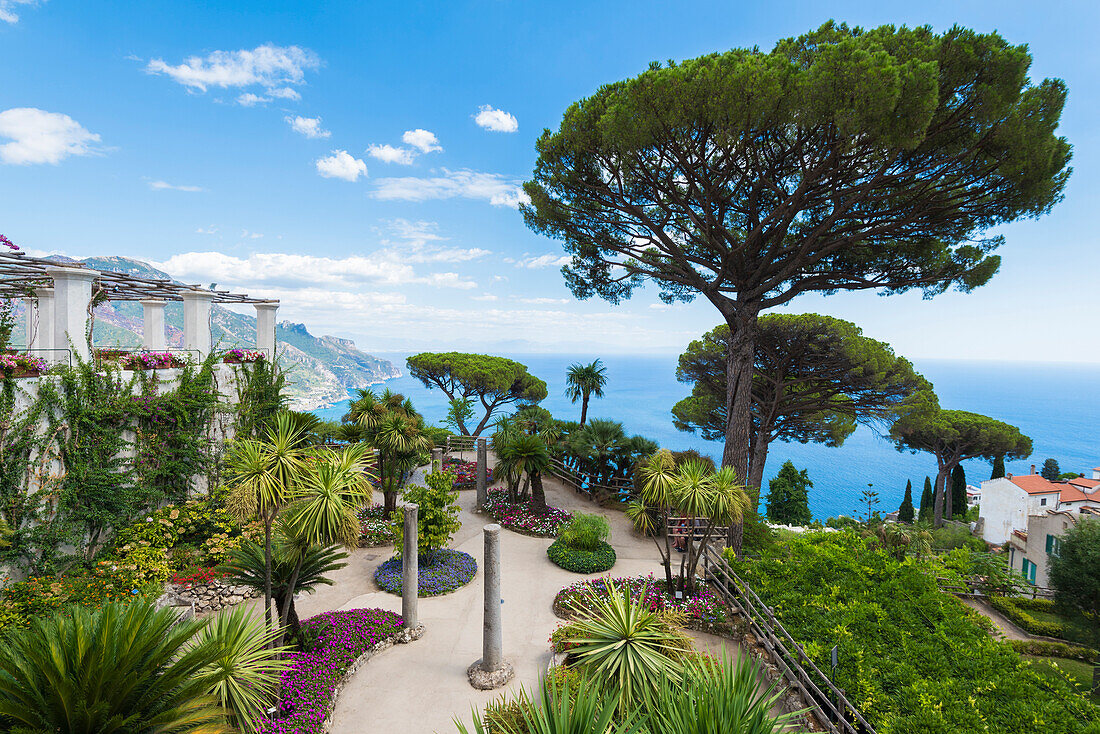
top-left (121, 351), bottom-right (186, 370)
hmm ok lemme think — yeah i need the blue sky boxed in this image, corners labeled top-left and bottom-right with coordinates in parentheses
top-left (1, 0), bottom-right (1097, 360)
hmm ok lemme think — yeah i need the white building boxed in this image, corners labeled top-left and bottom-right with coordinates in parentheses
top-left (979, 465), bottom-right (1100, 545)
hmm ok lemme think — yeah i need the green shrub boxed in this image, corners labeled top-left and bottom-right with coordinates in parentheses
top-left (1009, 639), bottom-right (1098, 663)
top-left (989, 596), bottom-right (1068, 638)
top-left (547, 539), bottom-right (617, 574)
top-left (736, 531), bottom-right (1100, 732)
top-left (391, 470), bottom-right (461, 556)
top-left (931, 524), bottom-right (985, 552)
top-left (558, 513), bottom-right (610, 551)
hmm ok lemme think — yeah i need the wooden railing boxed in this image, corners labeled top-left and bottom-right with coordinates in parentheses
top-left (702, 545), bottom-right (877, 734)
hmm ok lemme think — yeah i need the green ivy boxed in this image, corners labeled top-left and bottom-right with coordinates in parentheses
top-left (230, 357), bottom-right (286, 439)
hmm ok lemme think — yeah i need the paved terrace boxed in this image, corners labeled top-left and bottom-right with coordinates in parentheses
top-left (251, 466), bottom-right (740, 734)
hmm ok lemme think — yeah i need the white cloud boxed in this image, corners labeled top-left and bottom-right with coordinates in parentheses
top-left (196, 226), bottom-right (218, 234)
top-left (382, 219), bottom-right (489, 263)
top-left (267, 87), bottom-right (301, 100)
top-left (286, 115), bottom-right (330, 139)
top-left (515, 296), bottom-right (570, 305)
top-left (236, 92), bottom-right (269, 107)
top-left (472, 293), bottom-right (498, 302)
top-left (241, 229), bottom-right (263, 239)
top-left (316, 150), bottom-right (367, 181)
top-left (512, 253), bottom-right (571, 269)
top-left (0, 0), bottom-right (40, 24)
top-left (402, 128), bottom-right (441, 153)
top-left (372, 168), bottom-right (530, 208)
top-left (154, 250), bottom-right (476, 291)
top-left (367, 143), bottom-right (415, 165)
top-left (149, 180), bottom-right (203, 192)
top-left (146, 44), bottom-right (321, 94)
top-left (0, 108), bottom-right (101, 165)
top-left (474, 105), bottom-right (518, 133)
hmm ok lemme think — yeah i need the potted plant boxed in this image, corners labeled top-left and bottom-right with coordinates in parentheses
top-left (222, 349), bottom-right (266, 365)
top-left (0, 353), bottom-right (49, 378)
top-left (121, 351), bottom-right (186, 370)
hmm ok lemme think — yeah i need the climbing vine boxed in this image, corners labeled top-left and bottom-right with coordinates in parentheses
top-left (231, 356), bottom-right (286, 439)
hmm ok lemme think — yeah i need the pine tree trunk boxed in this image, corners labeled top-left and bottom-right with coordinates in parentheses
top-left (933, 466), bottom-right (950, 527)
top-left (721, 304), bottom-right (760, 554)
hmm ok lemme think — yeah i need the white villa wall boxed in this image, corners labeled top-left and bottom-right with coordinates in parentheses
top-left (979, 478), bottom-right (1028, 545)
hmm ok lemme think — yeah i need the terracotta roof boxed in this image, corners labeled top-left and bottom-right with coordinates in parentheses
top-left (1060, 485), bottom-right (1091, 503)
top-left (1008, 474), bottom-right (1064, 495)
top-left (1013, 529), bottom-right (1029, 541)
top-left (1068, 477), bottom-right (1100, 490)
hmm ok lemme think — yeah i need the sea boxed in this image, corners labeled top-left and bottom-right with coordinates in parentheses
top-left (313, 354), bottom-right (1100, 521)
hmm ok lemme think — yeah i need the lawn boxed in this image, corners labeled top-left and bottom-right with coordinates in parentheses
top-left (1024, 656), bottom-right (1100, 703)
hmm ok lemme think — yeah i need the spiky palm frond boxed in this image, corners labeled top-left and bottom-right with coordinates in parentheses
top-left (0, 602), bottom-right (230, 733)
top-left (191, 607), bottom-right (289, 733)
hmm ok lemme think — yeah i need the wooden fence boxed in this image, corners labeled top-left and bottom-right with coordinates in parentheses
top-left (701, 545), bottom-right (877, 734)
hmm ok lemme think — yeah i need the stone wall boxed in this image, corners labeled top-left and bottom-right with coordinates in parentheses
top-left (172, 577), bottom-right (262, 614)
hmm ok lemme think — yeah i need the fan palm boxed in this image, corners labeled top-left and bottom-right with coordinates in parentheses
top-left (226, 411), bottom-right (308, 638)
top-left (0, 602), bottom-right (229, 733)
top-left (370, 412), bottom-right (431, 514)
top-left (220, 536), bottom-right (348, 648)
top-left (565, 359), bottom-right (607, 427)
top-left (191, 606), bottom-right (289, 733)
top-left (497, 432), bottom-right (552, 513)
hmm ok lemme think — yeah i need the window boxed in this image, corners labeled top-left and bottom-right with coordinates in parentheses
top-left (1021, 558), bottom-right (1037, 584)
top-left (1046, 534), bottom-right (1062, 557)
top-left (1040, 498), bottom-right (1047, 506)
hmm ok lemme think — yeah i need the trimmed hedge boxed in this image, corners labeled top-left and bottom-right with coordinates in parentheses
top-left (989, 596), bottom-right (1067, 638)
top-left (547, 539), bottom-right (616, 574)
top-left (1009, 639), bottom-right (1098, 664)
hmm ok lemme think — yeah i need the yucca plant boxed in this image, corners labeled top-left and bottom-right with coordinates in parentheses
top-left (0, 601), bottom-right (229, 733)
top-left (191, 606), bottom-right (290, 733)
top-left (565, 581), bottom-right (693, 712)
top-left (454, 672), bottom-right (645, 734)
top-left (642, 653), bottom-right (805, 734)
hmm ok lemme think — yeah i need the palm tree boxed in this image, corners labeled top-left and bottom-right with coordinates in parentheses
top-left (226, 412), bottom-right (307, 638)
top-left (497, 432), bottom-right (552, 513)
top-left (628, 449), bottom-right (678, 591)
top-left (0, 602), bottom-right (229, 733)
top-left (275, 443), bottom-right (372, 641)
top-left (221, 537), bottom-right (348, 649)
top-left (565, 359), bottom-right (607, 427)
top-left (370, 412), bottom-right (431, 514)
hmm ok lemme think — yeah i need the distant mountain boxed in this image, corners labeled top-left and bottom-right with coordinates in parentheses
top-left (14, 256), bottom-right (400, 410)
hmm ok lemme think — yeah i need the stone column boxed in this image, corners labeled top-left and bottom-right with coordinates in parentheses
top-left (431, 447), bottom-right (443, 473)
top-left (45, 266), bottom-right (99, 362)
top-left (141, 299), bottom-right (167, 351)
top-left (181, 291), bottom-right (214, 357)
top-left (254, 302), bottom-right (279, 357)
top-left (402, 504), bottom-right (419, 629)
top-left (22, 296), bottom-right (36, 350)
top-left (468, 523), bottom-right (513, 688)
top-left (32, 288), bottom-right (54, 360)
top-left (476, 438), bottom-right (488, 509)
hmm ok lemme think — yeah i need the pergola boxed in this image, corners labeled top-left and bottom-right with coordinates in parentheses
top-left (0, 251), bottom-right (279, 361)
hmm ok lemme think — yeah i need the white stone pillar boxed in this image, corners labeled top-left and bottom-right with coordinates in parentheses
top-left (22, 296), bottom-right (37, 351)
top-left (181, 291), bottom-right (214, 357)
top-left (254, 301), bottom-right (278, 357)
top-left (45, 266), bottom-right (99, 362)
top-left (33, 288), bottom-right (54, 360)
top-left (140, 299), bottom-right (167, 351)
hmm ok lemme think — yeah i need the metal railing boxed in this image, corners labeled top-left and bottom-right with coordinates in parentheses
top-left (702, 545), bottom-right (877, 734)
top-left (546, 456), bottom-right (634, 504)
top-left (2, 347), bottom-right (73, 369)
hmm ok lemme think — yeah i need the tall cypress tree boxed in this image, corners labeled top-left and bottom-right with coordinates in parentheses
top-left (918, 476), bottom-right (934, 523)
top-left (991, 454), bottom-right (1006, 479)
top-left (951, 465), bottom-right (968, 518)
top-left (899, 479), bottom-right (915, 523)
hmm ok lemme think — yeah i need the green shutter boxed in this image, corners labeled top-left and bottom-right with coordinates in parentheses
top-left (1046, 534), bottom-right (1055, 553)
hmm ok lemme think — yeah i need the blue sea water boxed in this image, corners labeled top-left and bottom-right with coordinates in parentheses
top-left (313, 354), bottom-right (1100, 521)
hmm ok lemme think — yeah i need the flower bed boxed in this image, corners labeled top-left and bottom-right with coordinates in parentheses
top-left (442, 458), bottom-right (491, 488)
top-left (121, 351), bottom-right (186, 370)
top-left (373, 549), bottom-right (476, 597)
top-left (483, 488), bottom-right (572, 537)
top-left (257, 609), bottom-right (406, 734)
top-left (547, 538), bottom-right (617, 574)
top-left (223, 348), bottom-right (266, 364)
top-left (358, 505), bottom-right (396, 546)
top-left (553, 574), bottom-right (729, 630)
top-left (169, 566), bottom-right (228, 588)
top-left (0, 352), bottom-right (48, 377)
